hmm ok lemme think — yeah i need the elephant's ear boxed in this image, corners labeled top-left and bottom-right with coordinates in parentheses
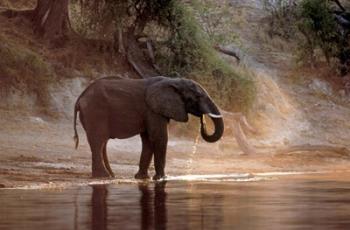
top-left (146, 80), bottom-right (188, 122)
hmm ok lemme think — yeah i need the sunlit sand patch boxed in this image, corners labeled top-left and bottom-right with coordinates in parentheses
top-left (166, 173), bottom-right (255, 182)
top-left (254, 171), bottom-right (331, 176)
top-left (1, 178), bottom-right (138, 190)
top-left (166, 170), bottom-right (342, 182)
top-left (2, 170), bottom-right (347, 190)
top-left (32, 162), bottom-right (78, 169)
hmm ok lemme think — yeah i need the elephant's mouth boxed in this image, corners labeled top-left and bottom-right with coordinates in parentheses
top-left (200, 113), bottom-right (224, 143)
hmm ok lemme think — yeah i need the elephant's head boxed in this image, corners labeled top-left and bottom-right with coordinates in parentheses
top-left (146, 77), bottom-right (224, 142)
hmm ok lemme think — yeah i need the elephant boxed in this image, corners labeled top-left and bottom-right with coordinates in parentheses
top-left (73, 76), bottom-right (224, 180)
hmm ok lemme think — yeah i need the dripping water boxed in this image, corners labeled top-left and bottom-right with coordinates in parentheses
top-left (186, 124), bottom-right (200, 175)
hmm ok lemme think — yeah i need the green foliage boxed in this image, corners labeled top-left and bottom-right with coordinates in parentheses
top-left (263, 0), bottom-right (350, 74)
top-left (263, 0), bottom-right (299, 39)
top-left (196, 69), bottom-right (256, 112)
top-left (155, 2), bottom-right (255, 111)
top-left (72, 0), bottom-right (175, 38)
top-left (0, 36), bottom-right (53, 105)
top-left (74, 0), bottom-right (255, 111)
top-left (298, 0), bottom-right (339, 62)
top-left (296, 0), bottom-right (350, 75)
top-left (157, 2), bottom-right (209, 73)
top-left (191, 0), bottom-right (238, 45)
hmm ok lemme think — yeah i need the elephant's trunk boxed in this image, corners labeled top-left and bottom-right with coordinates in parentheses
top-left (200, 113), bottom-right (224, 143)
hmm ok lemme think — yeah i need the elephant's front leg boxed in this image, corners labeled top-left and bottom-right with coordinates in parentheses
top-left (152, 128), bottom-right (168, 181)
top-left (135, 132), bottom-right (153, 180)
top-left (146, 114), bottom-right (168, 180)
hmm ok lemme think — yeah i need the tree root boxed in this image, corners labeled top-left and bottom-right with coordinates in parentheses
top-left (331, 0), bottom-right (346, 12)
top-left (146, 40), bottom-right (161, 72)
top-left (223, 111), bottom-right (258, 155)
top-left (1, 8), bottom-right (33, 18)
top-left (127, 52), bottom-right (148, 78)
top-left (124, 30), bottom-right (160, 79)
top-left (222, 111), bottom-right (350, 156)
top-left (275, 145), bottom-right (350, 156)
top-left (116, 24), bottom-right (125, 55)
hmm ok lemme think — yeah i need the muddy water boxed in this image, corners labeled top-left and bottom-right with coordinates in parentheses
top-left (1, 175), bottom-right (350, 230)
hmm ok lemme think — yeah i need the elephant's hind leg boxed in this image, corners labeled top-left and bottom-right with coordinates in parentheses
top-left (88, 136), bottom-right (111, 178)
top-left (103, 140), bottom-right (115, 177)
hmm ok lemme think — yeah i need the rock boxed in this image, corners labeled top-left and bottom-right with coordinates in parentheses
top-left (339, 89), bottom-right (346, 97)
top-left (308, 79), bottom-right (333, 96)
top-left (29, 116), bottom-right (46, 125)
top-left (283, 138), bottom-right (290, 146)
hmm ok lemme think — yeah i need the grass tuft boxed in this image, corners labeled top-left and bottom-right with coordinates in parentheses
top-left (0, 35), bottom-right (54, 106)
top-left (156, 2), bottom-right (256, 112)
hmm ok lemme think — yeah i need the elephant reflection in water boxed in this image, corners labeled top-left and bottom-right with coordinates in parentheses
top-left (139, 182), bottom-right (167, 230)
top-left (91, 185), bottom-right (108, 230)
top-left (90, 183), bottom-right (167, 230)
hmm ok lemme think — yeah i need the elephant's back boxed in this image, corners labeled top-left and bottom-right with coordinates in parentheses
top-left (78, 78), bottom-right (148, 139)
top-left (79, 78), bottom-right (146, 105)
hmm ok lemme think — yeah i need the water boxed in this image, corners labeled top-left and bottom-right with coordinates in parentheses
top-left (1, 176), bottom-right (350, 230)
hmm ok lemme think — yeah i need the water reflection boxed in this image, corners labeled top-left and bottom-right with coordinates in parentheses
top-left (139, 182), bottom-right (167, 230)
top-left (91, 185), bottom-right (108, 230)
top-left (2, 178), bottom-right (350, 229)
top-left (90, 182), bottom-right (167, 230)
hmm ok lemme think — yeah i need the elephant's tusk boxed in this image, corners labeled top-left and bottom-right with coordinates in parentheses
top-left (208, 113), bottom-right (223, 118)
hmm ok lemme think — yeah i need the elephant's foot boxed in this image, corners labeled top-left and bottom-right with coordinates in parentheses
top-left (135, 171), bottom-right (150, 180)
top-left (152, 174), bottom-right (166, 181)
top-left (108, 171), bottom-right (115, 178)
top-left (92, 169), bottom-right (113, 178)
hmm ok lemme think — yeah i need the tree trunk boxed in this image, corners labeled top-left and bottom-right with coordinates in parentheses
top-left (2, 0), bottom-right (70, 42)
top-left (332, 0), bottom-right (346, 12)
top-left (32, 0), bottom-right (70, 41)
top-left (116, 24), bottom-right (125, 55)
top-left (124, 28), bottom-right (160, 78)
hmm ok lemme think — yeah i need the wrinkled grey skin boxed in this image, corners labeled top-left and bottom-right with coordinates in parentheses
top-left (73, 76), bottom-right (224, 180)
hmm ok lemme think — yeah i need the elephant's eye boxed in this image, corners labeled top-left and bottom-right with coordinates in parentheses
top-left (187, 96), bottom-right (197, 106)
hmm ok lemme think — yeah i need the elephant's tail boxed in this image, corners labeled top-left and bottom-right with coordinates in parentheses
top-left (73, 101), bottom-right (80, 150)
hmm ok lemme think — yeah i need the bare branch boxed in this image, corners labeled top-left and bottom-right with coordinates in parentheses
top-left (275, 144), bottom-right (350, 156)
top-left (127, 52), bottom-right (148, 78)
top-left (146, 40), bottom-right (155, 64)
top-left (1, 9), bottom-right (33, 18)
top-left (116, 24), bottom-right (125, 55)
top-left (233, 121), bottom-right (257, 155)
top-left (222, 111), bottom-right (257, 155)
top-left (331, 0), bottom-right (346, 12)
top-left (214, 45), bottom-right (240, 63)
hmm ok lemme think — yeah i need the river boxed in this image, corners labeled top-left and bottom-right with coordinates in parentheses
top-left (1, 173), bottom-right (350, 229)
